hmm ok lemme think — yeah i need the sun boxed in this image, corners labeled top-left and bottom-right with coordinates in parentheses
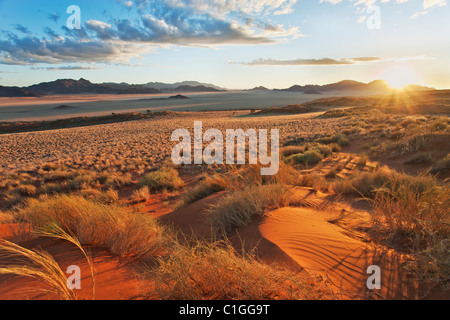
top-left (381, 65), bottom-right (419, 90)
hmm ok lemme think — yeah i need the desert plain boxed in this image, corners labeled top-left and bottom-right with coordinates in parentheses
top-left (0, 90), bottom-right (449, 300)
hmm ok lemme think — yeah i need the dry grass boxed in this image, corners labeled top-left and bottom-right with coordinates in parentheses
top-left (14, 195), bottom-right (170, 262)
top-left (318, 134), bottom-right (349, 147)
top-left (331, 166), bottom-right (439, 198)
top-left (431, 154), bottom-right (450, 176)
top-left (0, 210), bottom-right (13, 224)
top-left (152, 240), bottom-right (335, 300)
top-left (35, 224), bottom-right (96, 299)
top-left (287, 150), bottom-right (323, 167)
top-left (205, 184), bottom-right (291, 235)
top-left (131, 186), bottom-right (151, 203)
top-left (79, 188), bottom-right (119, 205)
top-left (1, 105), bottom-right (448, 298)
top-left (370, 178), bottom-right (450, 288)
top-left (0, 239), bottom-right (78, 300)
top-left (295, 173), bottom-right (330, 192)
top-left (179, 163), bottom-right (299, 208)
top-left (282, 145), bottom-right (306, 157)
top-left (182, 174), bottom-right (229, 206)
top-left (371, 181), bottom-right (449, 249)
top-left (405, 152), bottom-right (434, 165)
top-left (139, 166), bottom-right (184, 192)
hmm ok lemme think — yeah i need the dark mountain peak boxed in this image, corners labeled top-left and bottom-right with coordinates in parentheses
top-left (250, 86), bottom-right (269, 91)
top-left (174, 85), bottom-right (223, 92)
top-left (279, 79), bottom-right (400, 93)
top-left (25, 78), bottom-right (160, 95)
top-left (335, 80), bottom-right (363, 85)
top-left (0, 85), bottom-right (44, 97)
top-left (77, 78), bottom-right (92, 84)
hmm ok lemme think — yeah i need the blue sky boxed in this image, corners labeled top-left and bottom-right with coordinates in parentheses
top-left (0, 0), bottom-right (449, 89)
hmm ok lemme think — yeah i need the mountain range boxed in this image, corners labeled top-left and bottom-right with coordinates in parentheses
top-left (0, 79), bottom-right (434, 97)
top-left (0, 79), bottom-right (224, 97)
top-left (142, 81), bottom-right (225, 91)
top-left (275, 80), bottom-right (434, 94)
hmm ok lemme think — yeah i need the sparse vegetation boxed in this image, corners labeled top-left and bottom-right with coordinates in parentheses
top-left (14, 195), bottom-right (170, 261)
top-left (431, 154), bottom-right (450, 176)
top-left (131, 186), bottom-right (151, 203)
top-left (405, 152), bottom-right (434, 165)
top-left (332, 166), bottom-right (439, 198)
top-left (182, 174), bottom-right (229, 206)
top-left (0, 239), bottom-right (78, 300)
top-left (152, 240), bottom-right (334, 300)
top-left (288, 150), bottom-right (323, 166)
top-left (1, 102), bottom-right (449, 300)
top-left (205, 184), bottom-right (290, 235)
top-left (139, 166), bottom-right (184, 192)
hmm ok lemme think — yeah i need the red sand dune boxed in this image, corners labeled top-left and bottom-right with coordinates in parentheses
top-left (1, 188), bottom-right (447, 300)
top-left (0, 236), bottom-right (153, 300)
top-left (259, 207), bottom-right (425, 299)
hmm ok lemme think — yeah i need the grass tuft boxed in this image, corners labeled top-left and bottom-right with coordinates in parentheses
top-left (139, 166), bottom-right (183, 191)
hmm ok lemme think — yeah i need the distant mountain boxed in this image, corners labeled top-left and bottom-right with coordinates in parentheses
top-left (249, 86), bottom-right (270, 91)
top-left (276, 80), bottom-right (433, 94)
top-left (404, 84), bottom-right (435, 91)
top-left (172, 85), bottom-right (224, 92)
top-left (25, 78), bottom-right (160, 95)
top-left (144, 81), bottom-right (225, 91)
top-left (22, 79), bottom-right (223, 95)
top-left (279, 80), bottom-right (383, 93)
top-left (26, 78), bottom-right (112, 95)
top-left (0, 85), bottom-right (43, 97)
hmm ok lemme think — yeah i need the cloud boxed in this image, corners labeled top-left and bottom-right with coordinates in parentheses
top-left (322, 0), bottom-right (447, 22)
top-left (14, 25), bottom-right (31, 35)
top-left (0, 0), bottom-right (300, 66)
top-left (0, 31), bottom-right (150, 65)
top-left (30, 65), bottom-right (102, 71)
top-left (231, 57), bottom-right (383, 66)
top-left (48, 12), bottom-right (60, 24)
top-left (232, 55), bottom-right (434, 66)
top-left (423, 0), bottom-right (447, 9)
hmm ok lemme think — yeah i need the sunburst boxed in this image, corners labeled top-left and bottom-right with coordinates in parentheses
top-left (380, 65), bottom-right (420, 90)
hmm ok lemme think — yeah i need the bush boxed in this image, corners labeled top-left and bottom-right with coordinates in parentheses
top-left (131, 186), bottom-right (151, 202)
top-left (282, 145), bottom-right (306, 158)
top-left (332, 167), bottom-right (439, 198)
top-left (405, 152), bottom-right (434, 165)
top-left (288, 151), bottom-right (323, 166)
top-left (182, 174), bottom-right (229, 206)
top-left (206, 185), bottom-right (290, 235)
top-left (318, 134), bottom-right (349, 147)
top-left (431, 154), bottom-right (450, 175)
top-left (139, 167), bottom-right (183, 191)
top-left (312, 144), bottom-right (333, 157)
top-left (153, 240), bottom-right (333, 300)
top-left (15, 195), bottom-right (169, 261)
top-left (371, 179), bottom-right (449, 285)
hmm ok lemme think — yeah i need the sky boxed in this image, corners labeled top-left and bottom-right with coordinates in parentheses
top-left (0, 0), bottom-right (449, 89)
